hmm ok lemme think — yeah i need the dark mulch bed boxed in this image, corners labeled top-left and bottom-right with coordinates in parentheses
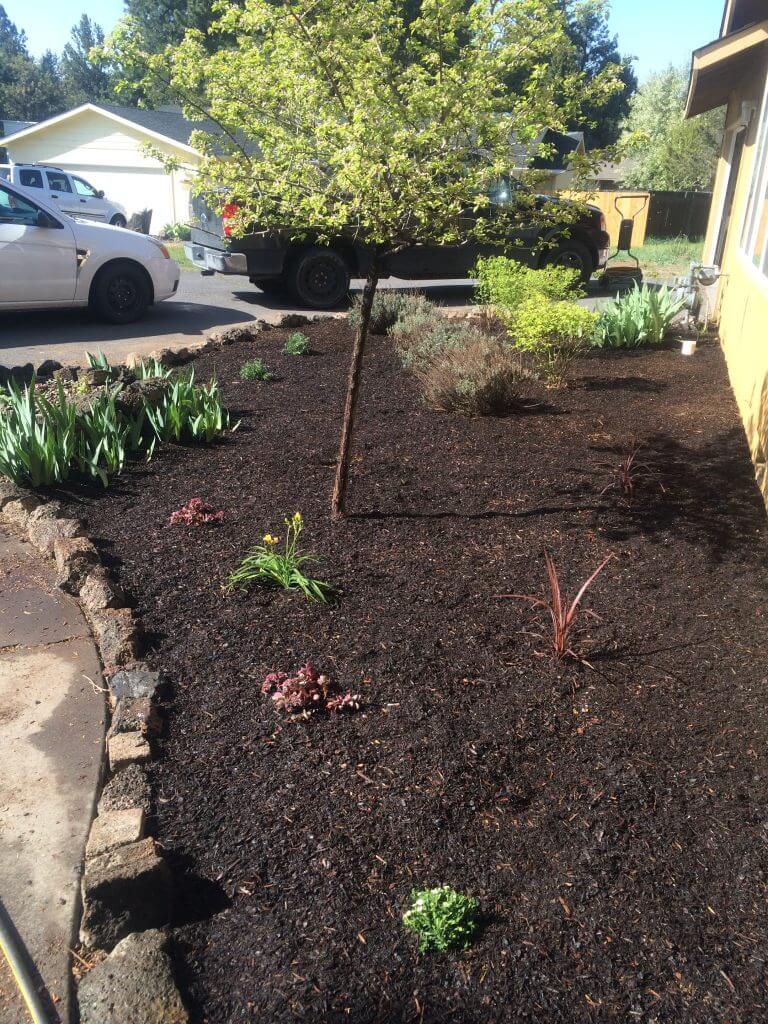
top-left (61, 323), bottom-right (768, 1023)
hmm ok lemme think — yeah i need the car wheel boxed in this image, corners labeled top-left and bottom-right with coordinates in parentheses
top-left (110, 214), bottom-right (127, 228)
top-left (91, 261), bottom-right (152, 324)
top-left (288, 247), bottom-right (350, 309)
top-left (542, 241), bottom-right (594, 282)
top-left (253, 278), bottom-right (286, 296)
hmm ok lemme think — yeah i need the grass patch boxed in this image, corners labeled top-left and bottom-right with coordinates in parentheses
top-left (166, 241), bottom-right (195, 271)
top-left (633, 236), bottom-right (704, 280)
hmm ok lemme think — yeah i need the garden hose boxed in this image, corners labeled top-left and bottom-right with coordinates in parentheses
top-left (0, 900), bottom-right (53, 1024)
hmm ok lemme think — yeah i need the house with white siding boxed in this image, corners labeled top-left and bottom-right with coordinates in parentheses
top-left (0, 104), bottom-right (202, 233)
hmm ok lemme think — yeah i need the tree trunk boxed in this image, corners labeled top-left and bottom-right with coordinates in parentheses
top-left (331, 263), bottom-right (379, 519)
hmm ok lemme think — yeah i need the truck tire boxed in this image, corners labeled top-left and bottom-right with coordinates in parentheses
top-left (110, 214), bottom-right (127, 228)
top-left (90, 260), bottom-right (152, 324)
top-left (541, 240), bottom-right (594, 282)
top-left (288, 247), bottom-right (350, 309)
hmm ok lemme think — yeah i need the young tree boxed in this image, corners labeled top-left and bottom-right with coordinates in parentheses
top-left (105, 0), bottom-right (621, 516)
top-left (60, 15), bottom-right (114, 106)
top-left (621, 65), bottom-right (722, 191)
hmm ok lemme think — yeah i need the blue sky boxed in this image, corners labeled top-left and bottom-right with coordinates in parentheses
top-left (6, 0), bottom-right (724, 80)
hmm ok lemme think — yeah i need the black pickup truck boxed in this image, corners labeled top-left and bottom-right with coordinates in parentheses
top-left (185, 190), bottom-right (610, 309)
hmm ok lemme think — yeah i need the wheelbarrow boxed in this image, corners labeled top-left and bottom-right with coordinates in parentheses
top-left (598, 194), bottom-right (649, 292)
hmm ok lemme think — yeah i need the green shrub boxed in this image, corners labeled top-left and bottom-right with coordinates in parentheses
top-left (161, 222), bottom-right (192, 241)
top-left (416, 333), bottom-right (534, 415)
top-left (240, 358), bottom-right (274, 381)
top-left (514, 300), bottom-right (599, 387)
top-left (349, 290), bottom-right (425, 335)
top-left (597, 284), bottom-right (685, 349)
top-left (475, 256), bottom-right (584, 332)
top-left (283, 332), bottom-right (310, 355)
top-left (403, 887), bottom-right (479, 953)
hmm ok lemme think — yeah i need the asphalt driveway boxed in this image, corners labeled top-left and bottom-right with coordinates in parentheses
top-left (0, 270), bottom-right (477, 369)
top-left (0, 269), bottom-right (610, 370)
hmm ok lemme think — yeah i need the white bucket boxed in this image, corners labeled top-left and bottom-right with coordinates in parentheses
top-left (681, 339), bottom-right (697, 356)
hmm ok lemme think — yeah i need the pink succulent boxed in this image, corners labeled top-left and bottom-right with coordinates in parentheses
top-left (169, 499), bottom-right (225, 527)
top-left (260, 662), bottom-right (363, 717)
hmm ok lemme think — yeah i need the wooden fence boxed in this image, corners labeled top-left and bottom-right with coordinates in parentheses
top-left (566, 189), bottom-right (713, 249)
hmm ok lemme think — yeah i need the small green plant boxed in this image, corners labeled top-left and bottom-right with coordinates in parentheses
top-left (227, 512), bottom-right (333, 603)
top-left (596, 284), bottom-right (685, 349)
top-left (161, 222), bottom-right (192, 241)
top-left (146, 371), bottom-right (233, 443)
top-left (402, 887), bottom-right (479, 953)
top-left (513, 300), bottom-right (599, 387)
top-left (349, 290), bottom-right (422, 335)
top-left (0, 380), bottom-right (77, 486)
top-left (85, 350), bottom-right (113, 373)
top-left (239, 358), bottom-right (274, 381)
top-left (282, 332), bottom-right (310, 356)
top-left (135, 357), bottom-right (173, 380)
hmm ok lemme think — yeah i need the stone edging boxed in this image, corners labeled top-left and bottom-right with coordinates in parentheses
top-left (0, 321), bottom-right (329, 1022)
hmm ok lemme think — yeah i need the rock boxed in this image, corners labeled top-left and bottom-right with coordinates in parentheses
top-left (54, 536), bottom-right (100, 593)
top-left (28, 516), bottom-right (84, 557)
top-left (108, 697), bottom-right (161, 740)
top-left (108, 666), bottom-right (163, 703)
top-left (0, 480), bottom-right (23, 510)
top-left (147, 347), bottom-right (187, 367)
top-left (114, 379), bottom-right (170, 417)
top-left (77, 929), bottom-right (188, 1024)
top-left (79, 570), bottom-right (127, 613)
top-left (212, 323), bottom-right (260, 346)
top-left (108, 731), bottom-right (151, 771)
top-left (80, 838), bottom-right (173, 950)
top-left (86, 808), bottom-right (145, 859)
top-left (36, 359), bottom-right (63, 377)
top-left (27, 501), bottom-right (63, 522)
top-left (279, 313), bottom-right (311, 328)
top-left (2, 494), bottom-right (43, 532)
top-left (80, 367), bottom-right (111, 387)
top-left (91, 608), bottom-right (141, 669)
top-left (54, 366), bottom-right (78, 382)
top-left (98, 764), bottom-right (151, 815)
top-left (0, 365), bottom-right (9, 386)
top-left (9, 363), bottom-right (34, 386)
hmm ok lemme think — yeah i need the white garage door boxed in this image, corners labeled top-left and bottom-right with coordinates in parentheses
top-left (62, 166), bottom-right (180, 234)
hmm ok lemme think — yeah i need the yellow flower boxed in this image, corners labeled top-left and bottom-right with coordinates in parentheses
top-left (292, 511), bottom-right (302, 523)
top-left (263, 534), bottom-right (279, 546)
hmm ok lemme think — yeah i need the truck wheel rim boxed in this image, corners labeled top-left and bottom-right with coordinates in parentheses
top-left (301, 258), bottom-right (341, 299)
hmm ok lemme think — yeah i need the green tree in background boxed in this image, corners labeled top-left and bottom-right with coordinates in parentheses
top-left (0, 5), bottom-right (62, 119)
top-left (105, 0), bottom-right (621, 515)
top-left (563, 0), bottom-right (636, 148)
top-left (60, 15), bottom-right (114, 106)
top-left (621, 65), bottom-right (722, 191)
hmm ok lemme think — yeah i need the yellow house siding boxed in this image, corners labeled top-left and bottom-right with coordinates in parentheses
top-left (707, 63), bottom-right (768, 502)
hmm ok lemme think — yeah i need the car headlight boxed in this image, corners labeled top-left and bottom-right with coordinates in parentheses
top-left (149, 237), bottom-right (171, 259)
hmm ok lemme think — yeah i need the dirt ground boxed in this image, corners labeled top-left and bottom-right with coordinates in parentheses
top-left (60, 322), bottom-right (768, 1023)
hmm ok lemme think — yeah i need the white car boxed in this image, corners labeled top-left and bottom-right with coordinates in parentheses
top-left (7, 164), bottom-right (128, 227)
top-left (0, 179), bottom-right (179, 324)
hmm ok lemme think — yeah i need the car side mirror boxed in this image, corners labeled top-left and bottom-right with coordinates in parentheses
top-left (36, 210), bottom-right (59, 229)
top-left (96, 190), bottom-right (105, 199)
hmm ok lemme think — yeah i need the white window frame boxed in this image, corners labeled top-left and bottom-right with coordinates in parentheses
top-left (740, 72), bottom-right (768, 277)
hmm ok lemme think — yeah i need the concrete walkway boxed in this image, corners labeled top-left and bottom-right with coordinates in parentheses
top-left (0, 531), bottom-right (104, 1023)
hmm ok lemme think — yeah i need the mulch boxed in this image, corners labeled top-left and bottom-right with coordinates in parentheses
top-left (59, 320), bottom-right (768, 1023)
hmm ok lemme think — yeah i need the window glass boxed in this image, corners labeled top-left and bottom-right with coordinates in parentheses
top-left (0, 184), bottom-right (40, 226)
top-left (19, 168), bottom-right (43, 188)
top-left (741, 77), bottom-right (768, 277)
top-left (45, 171), bottom-right (72, 192)
top-left (72, 176), bottom-right (97, 197)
